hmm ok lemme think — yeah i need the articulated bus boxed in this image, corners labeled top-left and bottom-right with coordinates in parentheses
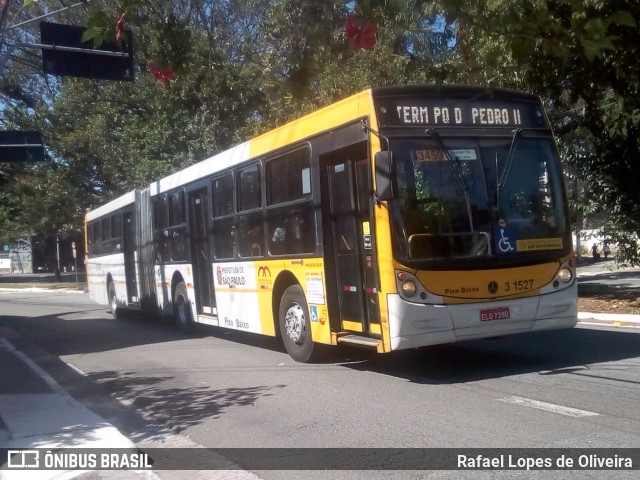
top-left (85, 85), bottom-right (577, 362)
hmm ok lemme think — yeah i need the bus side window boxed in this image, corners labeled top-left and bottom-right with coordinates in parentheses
top-left (212, 173), bottom-right (236, 259)
top-left (212, 173), bottom-right (234, 217)
top-left (213, 217), bottom-right (236, 259)
top-left (268, 211), bottom-right (287, 255)
top-left (238, 212), bottom-right (263, 257)
top-left (267, 207), bottom-right (314, 255)
top-left (288, 209), bottom-right (314, 254)
top-left (111, 214), bottom-right (122, 239)
top-left (94, 221), bottom-right (102, 247)
top-left (237, 165), bottom-right (261, 212)
top-left (111, 214), bottom-right (122, 252)
top-left (101, 217), bottom-right (111, 242)
top-left (168, 191), bottom-right (187, 261)
top-left (265, 147), bottom-right (315, 256)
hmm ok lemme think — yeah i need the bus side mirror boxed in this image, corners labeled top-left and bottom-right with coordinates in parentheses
top-left (374, 151), bottom-right (394, 201)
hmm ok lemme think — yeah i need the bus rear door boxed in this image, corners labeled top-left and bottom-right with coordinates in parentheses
top-left (188, 189), bottom-right (216, 316)
top-left (122, 211), bottom-right (139, 304)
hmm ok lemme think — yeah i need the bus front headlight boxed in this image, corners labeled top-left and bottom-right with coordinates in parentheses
top-left (401, 280), bottom-right (417, 297)
top-left (551, 262), bottom-right (574, 289)
top-left (396, 270), bottom-right (418, 298)
top-left (556, 267), bottom-right (573, 284)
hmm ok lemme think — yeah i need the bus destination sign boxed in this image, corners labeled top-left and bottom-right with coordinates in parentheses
top-left (375, 98), bottom-right (549, 129)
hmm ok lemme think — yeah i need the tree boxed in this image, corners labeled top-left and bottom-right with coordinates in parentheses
top-left (420, 0), bottom-right (640, 263)
top-left (2, 0), bottom-right (269, 241)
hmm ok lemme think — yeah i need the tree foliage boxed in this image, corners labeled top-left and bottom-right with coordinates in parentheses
top-left (1, 0), bottom-right (640, 263)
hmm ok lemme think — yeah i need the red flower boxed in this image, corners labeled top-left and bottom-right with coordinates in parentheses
top-left (345, 15), bottom-right (377, 50)
top-left (345, 16), bottom-right (360, 39)
top-left (358, 23), bottom-right (377, 50)
top-left (149, 63), bottom-right (176, 85)
top-left (115, 14), bottom-right (126, 41)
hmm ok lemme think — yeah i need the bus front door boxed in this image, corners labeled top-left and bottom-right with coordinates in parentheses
top-left (189, 189), bottom-right (216, 316)
top-left (321, 151), bottom-right (376, 335)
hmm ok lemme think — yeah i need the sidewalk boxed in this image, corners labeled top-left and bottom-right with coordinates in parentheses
top-left (0, 326), bottom-right (159, 480)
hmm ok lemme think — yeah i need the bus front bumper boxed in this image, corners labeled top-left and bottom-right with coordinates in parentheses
top-left (386, 285), bottom-right (578, 351)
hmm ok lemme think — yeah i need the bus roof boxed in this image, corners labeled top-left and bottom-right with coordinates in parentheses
top-left (86, 190), bottom-right (135, 221)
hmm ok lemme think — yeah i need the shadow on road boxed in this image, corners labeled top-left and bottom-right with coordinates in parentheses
top-left (88, 369), bottom-right (284, 437)
top-left (334, 327), bottom-right (640, 385)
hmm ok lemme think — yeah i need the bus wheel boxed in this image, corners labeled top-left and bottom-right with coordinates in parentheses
top-left (108, 282), bottom-right (121, 319)
top-left (173, 281), bottom-right (193, 331)
top-left (279, 285), bottom-right (314, 362)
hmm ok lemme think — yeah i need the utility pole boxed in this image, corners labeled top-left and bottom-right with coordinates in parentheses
top-left (55, 233), bottom-right (61, 281)
top-left (72, 241), bottom-right (78, 289)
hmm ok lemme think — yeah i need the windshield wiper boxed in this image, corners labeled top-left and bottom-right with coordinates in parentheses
top-left (425, 128), bottom-right (474, 233)
top-left (498, 128), bottom-right (522, 189)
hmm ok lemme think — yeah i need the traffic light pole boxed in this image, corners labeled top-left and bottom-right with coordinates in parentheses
top-left (0, 1), bottom-right (108, 78)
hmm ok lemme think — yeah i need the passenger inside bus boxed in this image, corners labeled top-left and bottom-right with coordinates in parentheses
top-left (269, 210), bottom-right (313, 255)
top-left (270, 216), bottom-right (287, 255)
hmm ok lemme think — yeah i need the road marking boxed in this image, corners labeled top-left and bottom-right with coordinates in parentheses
top-left (499, 396), bottom-right (599, 418)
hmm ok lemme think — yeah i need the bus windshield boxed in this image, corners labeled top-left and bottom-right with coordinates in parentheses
top-left (389, 135), bottom-right (568, 263)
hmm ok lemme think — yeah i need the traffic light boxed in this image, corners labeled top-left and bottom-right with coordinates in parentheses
top-left (0, 131), bottom-right (45, 163)
top-left (40, 21), bottom-right (134, 81)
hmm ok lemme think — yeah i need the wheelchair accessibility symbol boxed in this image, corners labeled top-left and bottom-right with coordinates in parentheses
top-left (310, 306), bottom-right (319, 322)
top-left (498, 228), bottom-right (515, 253)
top-left (494, 220), bottom-right (516, 254)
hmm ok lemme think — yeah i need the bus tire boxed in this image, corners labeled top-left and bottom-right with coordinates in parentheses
top-left (173, 281), bottom-right (193, 331)
top-left (108, 281), bottom-right (121, 319)
top-left (279, 285), bottom-right (315, 362)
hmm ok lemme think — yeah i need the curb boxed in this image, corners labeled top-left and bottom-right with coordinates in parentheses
top-left (0, 287), bottom-right (86, 294)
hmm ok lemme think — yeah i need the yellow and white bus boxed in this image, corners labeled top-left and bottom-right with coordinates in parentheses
top-left (85, 85), bottom-right (577, 362)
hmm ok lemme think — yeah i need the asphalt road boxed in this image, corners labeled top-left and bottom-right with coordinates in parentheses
top-left (1, 289), bottom-right (640, 479)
